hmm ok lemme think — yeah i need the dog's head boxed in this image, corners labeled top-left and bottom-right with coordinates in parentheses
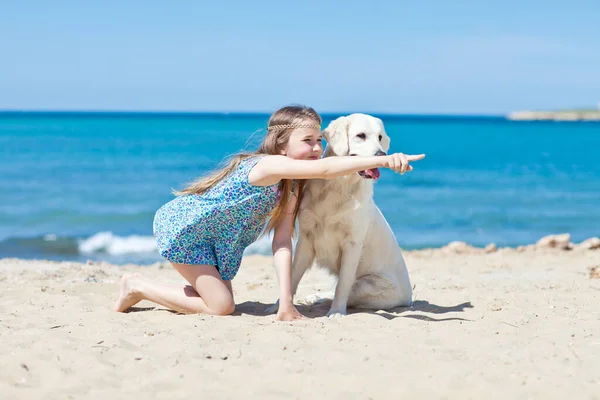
top-left (322, 113), bottom-right (390, 180)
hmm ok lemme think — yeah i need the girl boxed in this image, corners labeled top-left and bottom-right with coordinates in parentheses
top-left (115, 105), bottom-right (424, 321)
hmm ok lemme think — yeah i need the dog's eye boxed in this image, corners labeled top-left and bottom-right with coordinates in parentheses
top-left (379, 135), bottom-right (383, 141)
top-left (356, 133), bottom-right (366, 140)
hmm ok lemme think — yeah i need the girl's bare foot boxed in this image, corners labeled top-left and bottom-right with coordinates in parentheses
top-left (114, 273), bottom-right (144, 312)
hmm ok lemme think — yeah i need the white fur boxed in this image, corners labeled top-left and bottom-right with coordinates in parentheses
top-left (292, 113), bottom-right (413, 318)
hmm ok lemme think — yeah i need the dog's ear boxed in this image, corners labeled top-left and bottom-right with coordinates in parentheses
top-left (376, 118), bottom-right (391, 153)
top-left (323, 116), bottom-right (349, 156)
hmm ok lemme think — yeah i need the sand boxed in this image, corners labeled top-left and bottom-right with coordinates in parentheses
top-left (1, 247), bottom-right (599, 399)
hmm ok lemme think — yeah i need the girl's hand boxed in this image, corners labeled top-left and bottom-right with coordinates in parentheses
top-left (384, 153), bottom-right (426, 174)
top-left (276, 305), bottom-right (306, 321)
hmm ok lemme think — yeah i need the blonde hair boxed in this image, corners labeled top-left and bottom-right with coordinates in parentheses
top-left (174, 105), bottom-right (322, 235)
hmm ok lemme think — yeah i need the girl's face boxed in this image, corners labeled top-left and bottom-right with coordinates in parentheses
top-left (281, 127), bottom-right (323, 160)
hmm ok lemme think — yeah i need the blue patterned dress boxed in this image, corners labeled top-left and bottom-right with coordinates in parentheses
top-left (153, 156), bottom-right (279, 280)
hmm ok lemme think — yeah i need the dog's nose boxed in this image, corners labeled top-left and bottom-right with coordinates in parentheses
top-left (375, 150), bottom-right (387, 156)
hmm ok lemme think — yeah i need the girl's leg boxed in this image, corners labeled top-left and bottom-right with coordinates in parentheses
top-left (114, 263), bottom-right (235, 315)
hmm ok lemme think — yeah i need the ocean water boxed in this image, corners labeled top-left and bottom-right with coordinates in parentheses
top-left (1, 112), bottom-right (598, 264)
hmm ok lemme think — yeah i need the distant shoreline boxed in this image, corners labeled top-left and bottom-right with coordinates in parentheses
top-left (507, 109), bottom-right (600, 121)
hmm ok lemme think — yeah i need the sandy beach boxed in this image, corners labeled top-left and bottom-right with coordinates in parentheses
top-left (1, 243), bottom-right (599, 399)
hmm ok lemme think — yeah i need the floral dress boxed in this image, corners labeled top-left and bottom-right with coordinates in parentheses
top-left (153, 156), bottom-right (278, 280)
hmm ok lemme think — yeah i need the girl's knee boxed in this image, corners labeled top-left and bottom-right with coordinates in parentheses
top-left (205, 291), bottom-right (235, 316)
top-left (212, 297), bottom-right (235, 316)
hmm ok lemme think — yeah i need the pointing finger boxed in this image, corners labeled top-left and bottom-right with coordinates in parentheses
top-left (406, 154), bottom-right (426, 162)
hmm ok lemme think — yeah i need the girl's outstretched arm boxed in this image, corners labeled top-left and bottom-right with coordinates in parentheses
top-left (250, 153), bottom-right (425, 186)
top-left (271, 193), bottom-right (305, 321)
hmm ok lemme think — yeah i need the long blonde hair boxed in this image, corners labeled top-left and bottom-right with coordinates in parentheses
top-left (174, 105), bottom-right (322, 234)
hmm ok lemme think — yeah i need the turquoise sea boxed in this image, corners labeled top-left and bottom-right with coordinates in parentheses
top-left (1, 112), bottom-right (598, 264)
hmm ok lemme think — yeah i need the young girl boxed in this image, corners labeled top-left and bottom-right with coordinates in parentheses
top-left (115, 105), bottom-right (423, 321)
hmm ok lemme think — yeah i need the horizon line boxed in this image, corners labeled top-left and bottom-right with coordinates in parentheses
top-left (0, 108), bottom-right (508, 118)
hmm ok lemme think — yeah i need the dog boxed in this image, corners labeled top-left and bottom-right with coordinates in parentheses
top-left (290, 113), bottom-right (414, 318)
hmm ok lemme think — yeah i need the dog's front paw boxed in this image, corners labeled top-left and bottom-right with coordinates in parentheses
top-left (264, 299), bottom-right (279, 314)
top-left (326, 308), bottom-right (347, 319)
top-left (301, 293), bottom-right (322, 305)
top-left (300, 292), bottom-right (333, 306)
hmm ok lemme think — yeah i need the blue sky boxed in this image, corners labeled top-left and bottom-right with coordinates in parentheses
top-left (1, 1), bottom-right (599, 114)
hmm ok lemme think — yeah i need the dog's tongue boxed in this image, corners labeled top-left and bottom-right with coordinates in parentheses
top-left (365, 168), bottom-right (380, 180)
